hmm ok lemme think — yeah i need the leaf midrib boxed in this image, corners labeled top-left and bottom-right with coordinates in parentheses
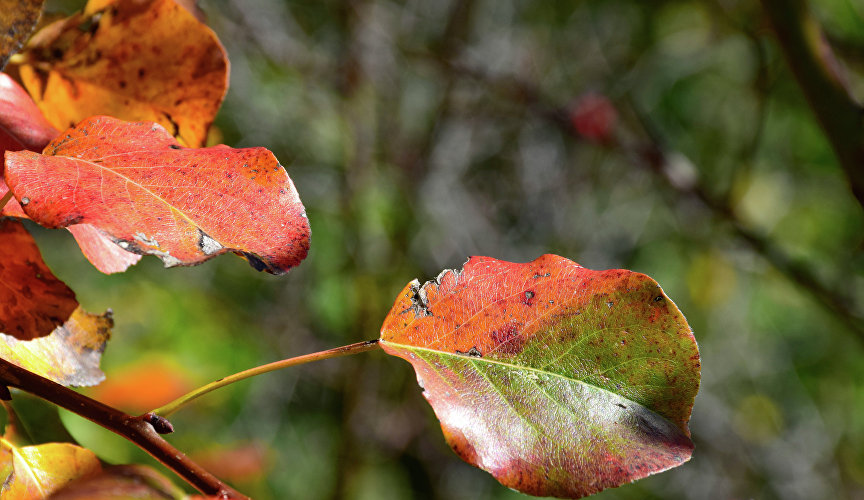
top-left (383, 341), bottom-right (664, 413)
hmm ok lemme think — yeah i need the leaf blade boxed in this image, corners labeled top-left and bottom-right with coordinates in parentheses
top-left (5, 116), bottom-right (310, 274)
top-left (14, 0), bottom-right (227, 147)
top-left (380, 255), bottom-right (700, 498)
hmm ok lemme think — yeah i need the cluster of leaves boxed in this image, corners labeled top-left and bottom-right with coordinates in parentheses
top-left (0, 1), bottom-right (700, 499)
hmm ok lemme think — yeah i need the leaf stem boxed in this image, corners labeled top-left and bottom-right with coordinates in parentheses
top-left (153, 339), bottom-right (381, 417)
top-left (0, 190), bottom-right (14, 212)
top-left (0, 359), bottom-right (247, 499)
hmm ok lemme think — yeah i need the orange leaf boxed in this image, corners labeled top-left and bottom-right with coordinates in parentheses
top-left (0, 441), bottom-right (102, 499)
top-left (0, 218), bottom-right (77, 340)
top-left (0, 0), bottom-right (44, 69)
top-left (85, 358), bottom-right (193, 413)
top-left (190, 444), bottom-right (270, 483)
top-left (15, 0), bottom-right (228, 147)
top-left (0, 306), bottom-right (112, 387)
top-left (380, 255), bottom-right (700, 498)
top-left (5, 116), bottom-right (310, 274)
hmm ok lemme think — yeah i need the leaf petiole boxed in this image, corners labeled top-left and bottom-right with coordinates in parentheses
top-left (152, 339), bottom-right (381, 417)
top-left (0, 191), bottom-right (14, 212)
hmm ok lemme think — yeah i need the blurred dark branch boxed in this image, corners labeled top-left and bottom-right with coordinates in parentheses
top-left (760, 0), bottom-right (864, 210)
top-left (412, 52), bottom-right (864, 339)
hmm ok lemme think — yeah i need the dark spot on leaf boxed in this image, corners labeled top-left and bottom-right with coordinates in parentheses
top-left (532, 272), bottom-right (551, 279)
top-left (522, 290), bottom-right (536, 305)
top-left (616, 403), bottom-right (626, 409)
top-left (169, 144), bottom-right (181, 150)
top-left (654, 295), bottom-right (664, 302)
top-left (491, 322), bottom-right (526, 355)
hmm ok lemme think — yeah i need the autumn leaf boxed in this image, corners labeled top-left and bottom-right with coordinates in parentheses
top-left (5, 116), bottom-right (310, 274)
top-left (0, 306), bottom-right (112, 387)
top-left (0, 73), bottom-right (58, 157)
top-left (0, 73), bottom-right (58, 219)
top-left (0, 0), bottom-right (43, 70)
top-left (66, 224), bottom-right (141, 275)
top-left (379, 255), bottom-right (700, 499)
top-left (0, 218), bottom-right (77, 340)
top-left (0, 441), bottom-right (101, 499)
top-left (14, 0), bottom-right (228, 147)
top-left (50, 464), bottom-right (186, 500)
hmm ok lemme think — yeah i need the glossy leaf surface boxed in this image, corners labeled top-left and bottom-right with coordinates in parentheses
top-left (380, 255), bottom-right (700, 498)
top-left (16, 0), bottom-right (227, 147)
top-left (0, 0), bottom-right (43, 69)
top-left (0, 218), bottom-right (77, 340)
top-left (0, 441), bottom-right (101, 499)
top-left (0, 307), bottom-right (112, 386)
top-left (5, 116), bottom-right (310, 274)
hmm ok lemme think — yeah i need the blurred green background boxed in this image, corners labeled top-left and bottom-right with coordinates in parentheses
top-left (26, 0), bottom-right (864, 498)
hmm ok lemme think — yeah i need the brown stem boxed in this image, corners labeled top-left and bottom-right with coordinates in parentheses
top-left (0, 358), bottom-right (247, 499)
top-left (760, 0), bottom-right (864, 210)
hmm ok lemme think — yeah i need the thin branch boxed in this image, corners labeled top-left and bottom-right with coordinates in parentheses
top-left (152, 339), bottom-right (381, 417)
top-left (0, 358), bottom-right (247, 499)
top-left (0, 190), bottom-right (14, 212)
top-left (760, 0), bottom-right (864, 210)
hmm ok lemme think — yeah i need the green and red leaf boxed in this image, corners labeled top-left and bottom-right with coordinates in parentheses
top-left (379, 255), bottom-right (700, 498)
top-left (5, 116), bottom-right (310, 274)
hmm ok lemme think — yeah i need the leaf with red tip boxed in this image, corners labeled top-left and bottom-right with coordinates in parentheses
top-left (0, 218), bottom-right (77, 340)
top-left (66, 224), bottom-right (141, 274)
top-left (14, 0), bottom-right (227, 147)
top-left (0, 73), bottom-right (58, 155)
top-left (0, 73), bottom-right (59, 219)
top-left (379, 255), bottom-right (700, 498)
top-left (5, 116), bottom-right (310, 274)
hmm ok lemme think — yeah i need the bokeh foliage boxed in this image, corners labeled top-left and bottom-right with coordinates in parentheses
top-left (30, 0), bottom-right (864, 498)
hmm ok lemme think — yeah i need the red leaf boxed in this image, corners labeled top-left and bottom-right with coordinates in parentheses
top-left (0, 73), bottom-right (58, 155)
top-left (0, 218), bottom-right (77, 340)
top-left (5, 116), bottom-right (310, 274)
top-left (380, 255), bottom-right (700, 498)
top-left (67, 224), bottom-right (141, 274)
